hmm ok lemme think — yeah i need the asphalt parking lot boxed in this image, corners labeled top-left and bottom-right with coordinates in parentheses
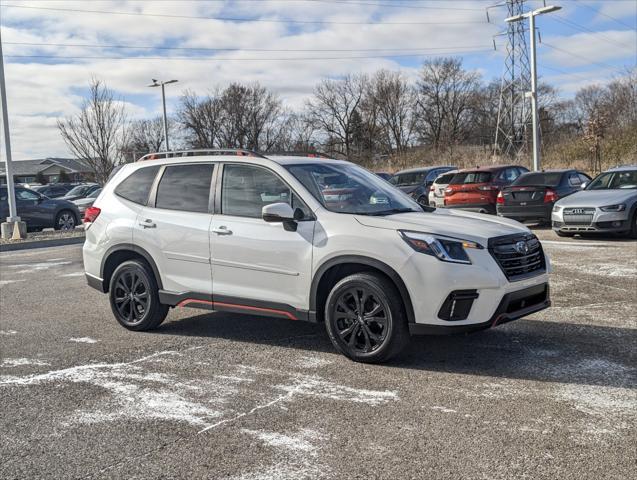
top-left (1, 230), bottom-right (635, 479)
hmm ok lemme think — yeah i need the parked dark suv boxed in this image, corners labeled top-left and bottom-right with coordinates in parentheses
top-left (389, 166), bottom-right (456, 205)
top-left (497, 169), bottom-right (591, 224)
top-left (0, 186), bottom-right (81, 231)
top-left (444, 165), bottom-right (529, 214)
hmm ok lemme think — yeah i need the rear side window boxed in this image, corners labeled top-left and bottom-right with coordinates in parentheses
top-left (568, 173), bottom-right (582, 187)
top-left (114, 166), bottom-right (160, 205)
top-left (155, 164), bottom-right (214, 213)
top-left (514, 172), bottom-right (562, 186)
top-left (450, 172), bottom-right (492, 184)
top-left (434, 172), bottom-right (455, 185)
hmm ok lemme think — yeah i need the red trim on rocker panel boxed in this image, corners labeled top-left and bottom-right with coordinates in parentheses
top-left (177, 299), bottom-right (297, 320)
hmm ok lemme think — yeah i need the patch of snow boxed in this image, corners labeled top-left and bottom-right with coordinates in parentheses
top-left (1, 358), bottom-right (50, 368)
top-left (296, 355), bottom-right (333, 369)
top-left (0, 330), bottom-right (18, 335)
top-left (241, 428), bottom-right (321, 453)
top-left (431, 406), bottom-right (456, 413)
top-left (0, 279), bottom-right (25, 287)
top-left (68, 337), bottom-right (98, 343)
top-left (557, 384), bottom-right (637, 416)
top-left (8, 260), bottom-right (73, 274)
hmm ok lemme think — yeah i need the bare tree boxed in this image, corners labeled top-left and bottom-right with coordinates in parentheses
top-left (178, 89), bottom-right (224, 148)
top-left (57, 78), bottom-right (129, 185)
top-left (122, 116), bottom-right (168, 160)
top-left (415, 58), bottom-right (480, 152)
top-left (368, 70), bottom-right (415, 154)
top-left (307, 74), bottom-right (367, 158)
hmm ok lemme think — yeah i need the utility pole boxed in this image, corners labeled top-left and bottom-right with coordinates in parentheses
top-left (147, 79), bottom-right (178, 152)
top-left (0, 29), bottom-right (26, 239)
top-left (505, 4), bottom-right (561, 171)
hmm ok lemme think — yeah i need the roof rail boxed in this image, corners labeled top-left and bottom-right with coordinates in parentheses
top-left (137, 149), bottom-right (266, 162)
top-left (262, 151), bottom-right (333, 159)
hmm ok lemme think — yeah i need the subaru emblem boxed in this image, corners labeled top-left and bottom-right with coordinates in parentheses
top-left (514, 240), bottom-right (529, 255)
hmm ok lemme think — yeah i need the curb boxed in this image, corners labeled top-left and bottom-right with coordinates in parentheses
top-left (0, 236), bottom-right (85, 252)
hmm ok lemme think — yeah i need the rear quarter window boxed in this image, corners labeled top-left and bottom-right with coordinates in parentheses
top-left (114, 166), bottom-right (160, 205)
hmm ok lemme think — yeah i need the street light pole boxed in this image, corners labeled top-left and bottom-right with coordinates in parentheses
top-left (147, 79), bottom-right (178, 152)
top-left (0, 30), bottom-right (19, 223)
top-left (505, 4), bottom-right (561, 171)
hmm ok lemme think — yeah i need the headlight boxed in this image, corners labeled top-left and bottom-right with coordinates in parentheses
top-left (552, 205), bottom-right (562, 212)
top-left (600, 204), bottom-right (626, 212)
top-left (399, 230), bottom-right (483, 264)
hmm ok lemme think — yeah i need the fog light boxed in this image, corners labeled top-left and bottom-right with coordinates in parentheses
top-left (612, 221), bottom-right (622, 227)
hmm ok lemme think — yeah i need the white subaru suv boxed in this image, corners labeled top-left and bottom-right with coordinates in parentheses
top-left (83, 150), bottom-right (551, 363)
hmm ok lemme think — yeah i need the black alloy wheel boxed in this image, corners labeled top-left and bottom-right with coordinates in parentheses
top-left (109, 260), bottom-right (168, 331)
top-left (325, 272), bottom-right (409, 363)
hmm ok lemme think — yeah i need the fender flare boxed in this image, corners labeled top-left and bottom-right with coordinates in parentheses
top-left (100, 243), bottom-right (163, 291)
top-left (310, 255), bottom-right (415, 324)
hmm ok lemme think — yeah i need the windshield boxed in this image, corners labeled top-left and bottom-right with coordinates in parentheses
top-left (389, 171), bottom-right (427, 186)
top-left (285, 163), bottom-right (421, 215)
top-left (450, 171), bottom-right (492, 184)
top-left (65, 185), bottom-right (91, 196)
top-left (586, 170), bottom-right (637, 190)
top-left (513, 172), bottom-right (562, 186)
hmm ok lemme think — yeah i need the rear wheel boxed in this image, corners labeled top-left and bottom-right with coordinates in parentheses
top-left (629, 211), bottom-right (637, 239)
top-left (109, 260), bottom-right (168, 331)
top-left (54, 210), bottom-right (77, 230)
top-left (324, 273), bottom-right (409, 363)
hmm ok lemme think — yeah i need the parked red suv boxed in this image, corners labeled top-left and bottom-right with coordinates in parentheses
top-left (444, 165), bottom-right (529, 214)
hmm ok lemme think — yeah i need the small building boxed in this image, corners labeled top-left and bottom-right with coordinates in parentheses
top-left (0, 158), bottom-right (95, 185)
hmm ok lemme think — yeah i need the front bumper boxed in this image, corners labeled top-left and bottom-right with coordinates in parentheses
top-left (551, 207), bottom-right (631, 233)
top-left (409, 283), bottom-right (550, 335)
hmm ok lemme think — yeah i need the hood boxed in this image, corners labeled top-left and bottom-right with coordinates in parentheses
top-left (355, 208), bottom-right (529, 244)
top-left (556, 189), bottom-right (636, 208)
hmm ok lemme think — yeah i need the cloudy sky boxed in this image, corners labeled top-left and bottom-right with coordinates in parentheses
top-left (1, 0), bottom-right (635, 160)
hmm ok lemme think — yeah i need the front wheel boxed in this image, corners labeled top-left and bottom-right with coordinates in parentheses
top-left (54, 210), bottom-right (77, 230)
top-left (324, 273), bottom-right (409, 363)
top-left (109, 260), bottom-right (168, 331)
top-left (629, 211), bottom-right (637, 239)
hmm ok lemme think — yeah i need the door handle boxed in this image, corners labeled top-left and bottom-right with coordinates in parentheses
top-left (212, 226), bottom-right (232, 235)
top-left (139, 219), bottom-right (156, 229)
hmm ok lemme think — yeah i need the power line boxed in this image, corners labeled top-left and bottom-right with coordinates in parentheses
top-left (3, 41), bottom-right (494, 53)
top-left (306, 0), bottom-right (484, 10)
top-left (4, 48), bottom-right (495, 61)
top-left (542, 41), bottom-right (633, 72)
top-left (574, 0), bottom-right (636, 30)
top-left (540, 64), bottom-right (626, 81)
top-left (0, 3), bottom-right (488, 25)
top-left (552, 16), bottom-right (635, 49)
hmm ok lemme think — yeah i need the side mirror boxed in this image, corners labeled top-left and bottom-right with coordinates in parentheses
top-left (262, 202), bottom-right (295, 223)
top-left (580, 182), bottom-right (587, 190)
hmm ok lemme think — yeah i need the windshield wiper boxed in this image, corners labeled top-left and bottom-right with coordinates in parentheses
top-left (363, 208), bottom-right (421, 216)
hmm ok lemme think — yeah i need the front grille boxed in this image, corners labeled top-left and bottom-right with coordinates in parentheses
top-left (488, 233), bottom-right (546, 281)
top-left (563, 208), bottom-right (595, 226)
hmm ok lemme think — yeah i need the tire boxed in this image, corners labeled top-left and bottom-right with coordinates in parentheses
top-left (629, 211), bottom-right (637, 239)
top-left (324, 272), bottom-right (409, 364)
top-left (417, 195), bottom-right (428, 206)
top-left (556, 230), bottom-right (575, 237)
top-left (54, 210), bottom-right (77, 230)
top-left (108, 260), bottom-right (168, 331)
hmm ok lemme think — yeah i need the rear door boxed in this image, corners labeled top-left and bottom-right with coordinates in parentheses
top-left (134, 163), bottom-right (215, 296)
top-left (210, 163), bottom-right (314, 313)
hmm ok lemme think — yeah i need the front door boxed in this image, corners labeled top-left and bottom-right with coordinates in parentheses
top-left (210, 163), bottom-right (314, 316)
top-left (134, 163), bottom-right (215, 296)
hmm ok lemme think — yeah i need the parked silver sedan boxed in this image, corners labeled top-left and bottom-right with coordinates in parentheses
top-left (72, 188), bottom-right (102, 217)
top-left (551, 165), bottom-right (637, 238)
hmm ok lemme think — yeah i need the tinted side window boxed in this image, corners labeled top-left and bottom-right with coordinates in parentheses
top-left (16, 189), bottom-right (40, 201)
top-left (155, 164), bottom-right (214, 213)
top-left (578, 173), bottom-right (590, 184)
top-left (115, 166), bottom-right (160, 205)
top-left (222, 164), bottom-right (309, 218)
top-left (568, 173), bottom-right (582, 187)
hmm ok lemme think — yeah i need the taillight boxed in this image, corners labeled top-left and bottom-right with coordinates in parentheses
top-left (445, 187), bottom-right (453, 195)
top-left (83, 206), bottom-right (101, 223)
top-left (544, 188), bottom-right (558, 203)
top-left (497, 191), bottom-right (504, 204)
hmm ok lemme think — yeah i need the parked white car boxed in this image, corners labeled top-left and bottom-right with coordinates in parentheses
top-left (83, 150), bottom-right (551, 363)
top-left (428, 170), bottom-right (458, 207)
